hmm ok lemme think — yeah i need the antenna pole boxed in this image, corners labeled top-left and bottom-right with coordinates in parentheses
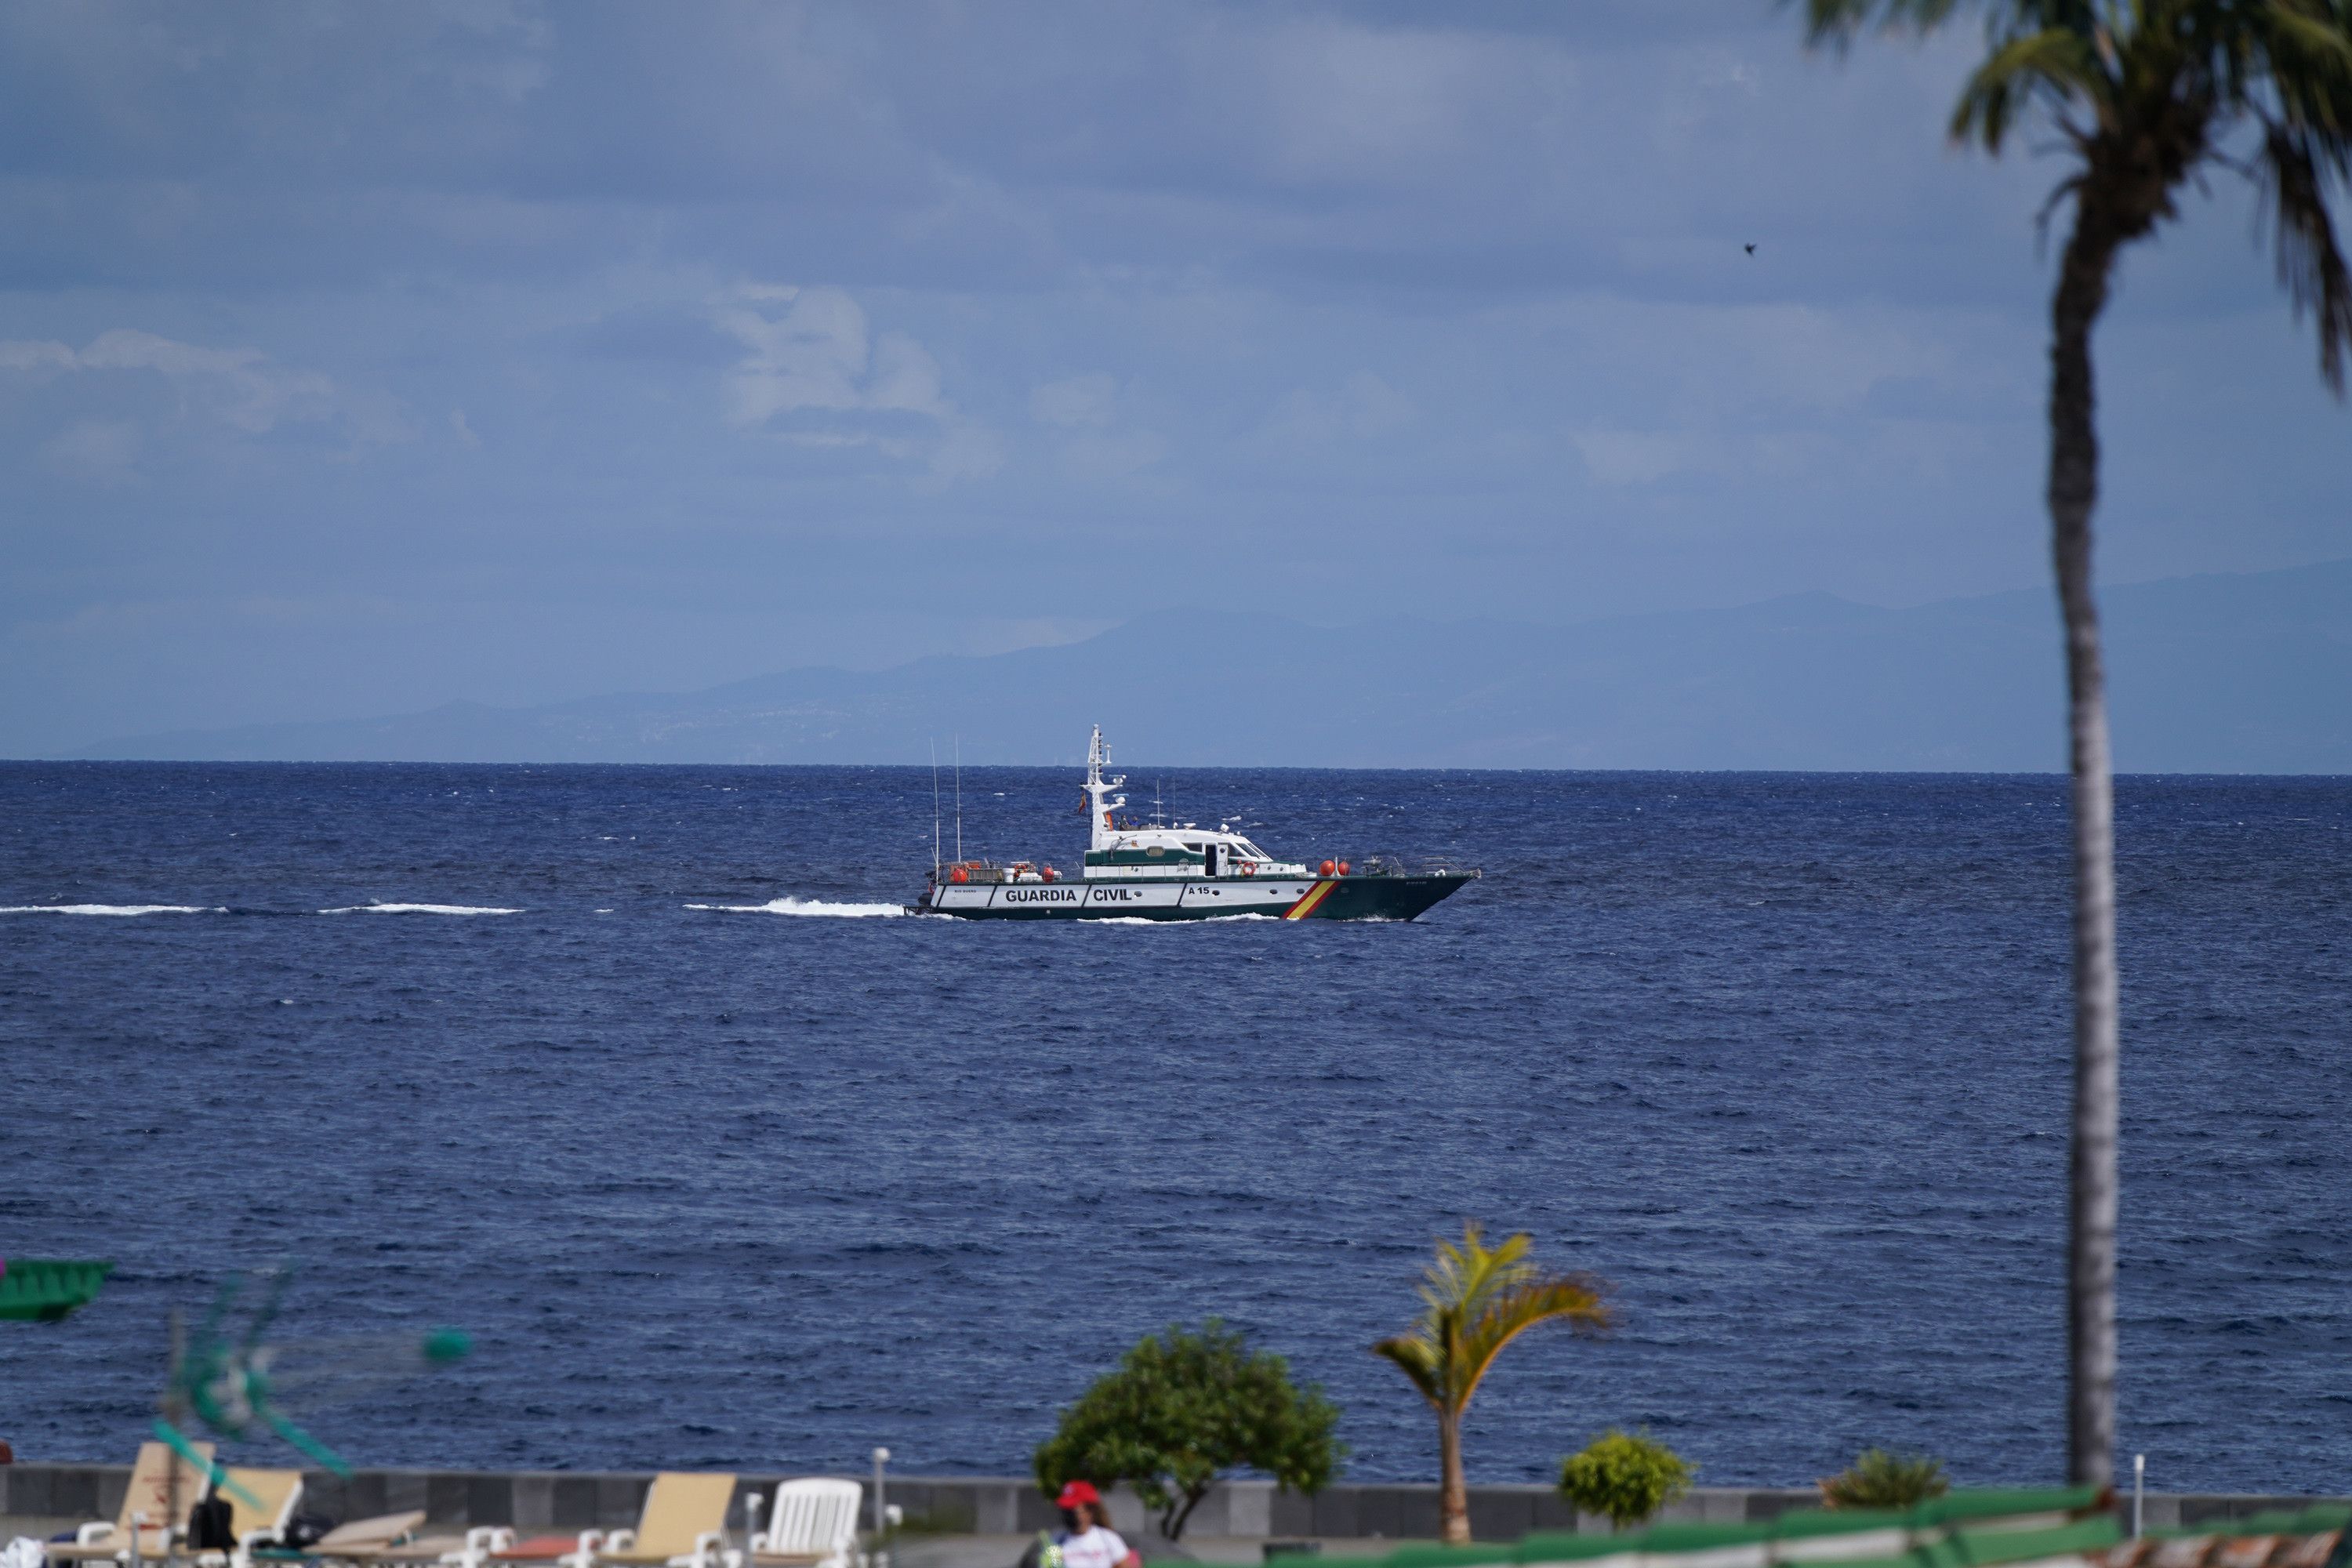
top-left (954, 737), bottom-right (962, 864)
top-left (931, 741), bottom-right (940, 877)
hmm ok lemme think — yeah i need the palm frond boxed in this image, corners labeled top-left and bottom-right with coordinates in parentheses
top-left (1373, 1222), bottom-right (1615, 1416)
top-left (2256, 0), bottom-right (2352, 135)
top-left (2257, 120), bottom-right (2352, 390)
top-left (1370, 1333), bottom-right (1446, 1406)
top-left (1798, 0), bottom-right (1973, 50)
top-left (1453, 1274), bottom-right (1614, 1403)
top-left (1953, 27), bottom-right (2111, 149)
top-left (1418, 1222), bottom-right (1534, 1324)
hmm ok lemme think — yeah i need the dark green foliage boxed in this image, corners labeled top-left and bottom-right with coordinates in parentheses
top-left (1818, 1448), bottom-right (1951, 1509)
top-left (1033, 1319), bottom-right (1345, 1541)
top-left (1557, 1429), bottom-right (1694, 1530)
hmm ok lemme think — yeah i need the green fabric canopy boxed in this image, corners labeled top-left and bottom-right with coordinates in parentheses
top-left (0, 1258), bottom-right (116, 1322)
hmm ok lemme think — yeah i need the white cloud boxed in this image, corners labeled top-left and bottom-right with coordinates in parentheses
top-left (714, 283), bottom-right (996, 482)
top-left (1265, 371), bottom-right (1414, 445)
top-left (1572, 428), bottom-right (1696, 486)
top-left (43, 419), bottom-right (142, 481)
top-left (1031, 373), bottom-right (1118, 428)
top-left (1060, 430), bottom-right (1167, 480)
top-left (0, 328), bottom-right (408, 451)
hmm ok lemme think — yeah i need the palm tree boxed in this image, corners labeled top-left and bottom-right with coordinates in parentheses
top-left (1800, 0), bottom-right (2352, 1490)
top-left (1373, 1223), bottom-right (1612, 1544)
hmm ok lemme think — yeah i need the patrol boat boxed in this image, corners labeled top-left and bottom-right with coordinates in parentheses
top-left (913, 727), bottom-right (1479, 921)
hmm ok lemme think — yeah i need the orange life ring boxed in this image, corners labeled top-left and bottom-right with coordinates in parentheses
top-left (1240, 862), bottom-right (1256, 877)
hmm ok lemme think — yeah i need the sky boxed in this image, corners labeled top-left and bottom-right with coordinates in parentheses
top-left (2, 0), bottom-right (2347, 756)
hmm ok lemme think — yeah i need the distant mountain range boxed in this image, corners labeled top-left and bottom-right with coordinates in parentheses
top-left (74, 559), bottom-right (2352, 772)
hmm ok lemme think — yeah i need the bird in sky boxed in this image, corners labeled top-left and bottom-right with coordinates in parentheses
top-left (1744, 243), bottom-right (1757, 255)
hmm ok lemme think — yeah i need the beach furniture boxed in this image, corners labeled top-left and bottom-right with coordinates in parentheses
top-left (48, 1439), bottom-right (220, 1564)
top-left (590, 1473), bottom-right (740, 1568)
top-left (743, 1479), bottom-right (861, 1568)
top-left (325, 1528), bottom-right (477, 1568)
top-left (309, 1514), bottom-right (433, 1558)
top-left (249, 1512), bottom-right (440, 1566)
top-left (468, 1472), bottom-right (740, 1568)
top-left (191, 1468), bottom-right (305, 1568)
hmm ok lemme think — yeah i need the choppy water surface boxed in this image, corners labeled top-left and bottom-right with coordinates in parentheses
top-left (2, 763), bottom-right (2346, 1492)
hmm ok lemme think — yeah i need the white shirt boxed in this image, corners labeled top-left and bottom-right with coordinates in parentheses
top-left (1055, 1526), bottom-right (1130, 1568)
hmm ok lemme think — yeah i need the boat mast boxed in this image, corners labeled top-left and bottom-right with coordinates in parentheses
top-left (953, 736), bottom-right (962, 865)
top-left (1084, 724), bottom-right (1127, 853)
top-left (931, 740), bottom-right (941, 877)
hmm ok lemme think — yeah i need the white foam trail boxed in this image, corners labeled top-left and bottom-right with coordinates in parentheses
top-left (0, 904), bottom-right (220, 916)
top-left (1076, 913), bottom-right (1277, 926)
top-left (318, 902), bottom-right (522, 916)
top-left (685, 897), bottom-right (906, 918)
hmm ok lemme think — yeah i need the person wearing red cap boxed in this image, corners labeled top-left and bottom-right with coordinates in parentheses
top-left (1040, 1480), bottom-right (1141, 1568)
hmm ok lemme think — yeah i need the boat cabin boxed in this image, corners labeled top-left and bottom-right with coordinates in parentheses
top-left (1083, 826), bottom-right (1308, 882)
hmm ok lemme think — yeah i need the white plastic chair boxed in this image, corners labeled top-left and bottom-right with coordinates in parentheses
top-left (742, 1480), bottom-right (862, 1568)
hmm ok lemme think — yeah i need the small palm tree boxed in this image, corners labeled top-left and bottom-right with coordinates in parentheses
top-left (1373, 1223), bottom-right (1612, 1544)
top-left (1801, 0), bottom-right (2352, 1490)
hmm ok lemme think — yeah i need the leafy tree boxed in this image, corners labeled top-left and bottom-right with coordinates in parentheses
top-left (1033, 1319), bottom-right (1343, 1541)
top-left (1372, 1223), bottom-right (1613, 1545)
top-left (1818, 1448), bottom-right (1951, 1510)
top-left (1799, 0), bottom-right (2352, 1490)
top-left (1558, 1429), bottom-right (1694, 1530)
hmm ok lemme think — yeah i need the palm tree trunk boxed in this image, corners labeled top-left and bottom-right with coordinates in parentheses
top-left (1437, 1406), bottom-right (1470, 1545)
top-left (2049, 201), bottom-right (2123, 1493)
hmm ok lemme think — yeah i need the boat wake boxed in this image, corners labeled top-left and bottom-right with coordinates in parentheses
top-left (0, 904), bottom-right (223, 916)
top-left (685, 897), bottom-right (907, 918)
top-left (318, 902), bottom-right (522, 916)
top-left (1080, 912), bottom-right (1282, 926)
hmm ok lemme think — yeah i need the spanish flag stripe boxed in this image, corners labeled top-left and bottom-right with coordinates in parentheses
top-left (1283, 880), bottom-right (1338, 920)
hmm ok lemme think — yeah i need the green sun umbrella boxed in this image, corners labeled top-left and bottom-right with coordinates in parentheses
top-left (0, 1258), bottom-right (116, 1322)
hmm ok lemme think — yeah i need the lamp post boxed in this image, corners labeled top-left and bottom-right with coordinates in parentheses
top-left (2132, 1454), bottom-right (2145, 1537)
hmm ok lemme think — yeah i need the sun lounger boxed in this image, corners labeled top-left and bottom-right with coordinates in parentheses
top-left (192, 1468), bottom-right (304, 1568)
top-left (329, 1533), bottom-right (474, 1568)
top-left (469, 1473), bottom-right (739, 1568)
top-left (48, 1440), bottom-right (220, 1564)
top-left (740, 1480), bottom-right (860, 1568)
top-left (249, 1512), bottom-right (440, 1567)
top-left (310, 1515), bottom-right (433, 1559)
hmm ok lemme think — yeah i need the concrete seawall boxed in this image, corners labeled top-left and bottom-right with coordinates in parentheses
top-left (3, 1465), bottom-right (2340, 1544)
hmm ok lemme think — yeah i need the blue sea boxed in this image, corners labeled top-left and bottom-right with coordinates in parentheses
top-left (2, 763), bottom-right (2347, 1494)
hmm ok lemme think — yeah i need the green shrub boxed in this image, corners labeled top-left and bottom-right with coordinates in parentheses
top-left (1817, 1448), bottom-right (1950, 1509)
top-left (1034, 1319), bottom-right (1343, 1541)
top-left (1558, 1428), bottom-right (1694, 1530)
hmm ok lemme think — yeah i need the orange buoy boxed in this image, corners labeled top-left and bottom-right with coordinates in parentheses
top-left (1319, 859), bottom-right (1335, 877)
top-left (949, 866), bottom-right (969, 884)
top-left (1043, 866), bottom-right (1058, 882)
top-left (1336, 860), bottom-right (1351, 877)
